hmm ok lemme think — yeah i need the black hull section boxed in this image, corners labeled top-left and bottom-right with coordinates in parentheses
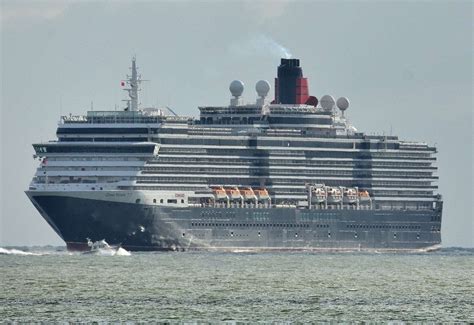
top-left (28, 194), bottom-right (442, 252)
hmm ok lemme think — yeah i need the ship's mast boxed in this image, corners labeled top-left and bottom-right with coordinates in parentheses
top-left (123, 57), bottom-right (141, 111)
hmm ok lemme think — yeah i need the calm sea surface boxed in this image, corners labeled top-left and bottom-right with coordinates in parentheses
top-left (1, 247), bottom-right (473, 322)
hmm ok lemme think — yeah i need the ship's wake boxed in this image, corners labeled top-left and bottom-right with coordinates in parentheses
top-left (0, 247), bottom-right (44, 256)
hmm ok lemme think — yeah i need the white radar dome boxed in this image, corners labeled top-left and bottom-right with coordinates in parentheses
top-left (336, 97), bottom-right (350, 111)
top-left (320, 95), bottom-right (336, 110)
top-left (255, 80), bottom-right (270, 97)
top-left (229, 80), bottom-right (244, 97)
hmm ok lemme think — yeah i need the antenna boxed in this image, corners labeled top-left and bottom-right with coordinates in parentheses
top-left (59, 95), bottom-right (62, 116)
top-left (165, 106), bottom-right (178, 117)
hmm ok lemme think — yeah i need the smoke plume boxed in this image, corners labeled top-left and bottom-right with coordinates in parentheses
top-left (229, 34), bottom-right (292, 59)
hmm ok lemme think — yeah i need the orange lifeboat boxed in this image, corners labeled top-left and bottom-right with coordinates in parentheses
top-left (358, 190), bottom-right (371, 201)
top-left (211, 186), bottom-right (228, 200)
top-left (239, 187), bottom-right (257, 201)
top-left (225, 186), bottom-right (242, 200)
top-left (254, 188), bottom-right (270, 201)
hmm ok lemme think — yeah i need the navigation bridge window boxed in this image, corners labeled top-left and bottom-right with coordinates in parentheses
top-left (35, 146), bottom-right (47, 153)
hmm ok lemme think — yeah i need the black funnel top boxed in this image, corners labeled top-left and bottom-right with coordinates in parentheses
top-left (276, 58), bottom-right (305, 104)
top-left (277, 59), bottom-right (303, 78)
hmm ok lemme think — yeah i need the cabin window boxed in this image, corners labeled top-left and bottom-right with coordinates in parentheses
top-left (135, 199), bottom-right (140, 204)
top-left (153, 199), bottom-right (156, 203)
top-left (167, 199), bottom-right (177, 204)
top-left (181, 199), bottom-right (184, 203)
top-left (160, 199), bottom-right (163, 203)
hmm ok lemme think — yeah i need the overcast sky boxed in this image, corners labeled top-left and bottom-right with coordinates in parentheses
top-left (1, 0), bottom-right (472, 247)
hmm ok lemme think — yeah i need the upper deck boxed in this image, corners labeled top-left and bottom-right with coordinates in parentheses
top-left (61, 109), bottom-right (191, 126)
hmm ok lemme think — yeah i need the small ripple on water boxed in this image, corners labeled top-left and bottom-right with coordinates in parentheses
top-left (0, 249), bottom-right (473, 322)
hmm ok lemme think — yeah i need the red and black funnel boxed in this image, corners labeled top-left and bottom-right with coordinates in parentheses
top-left (274, 58), bottom-right (317, 106)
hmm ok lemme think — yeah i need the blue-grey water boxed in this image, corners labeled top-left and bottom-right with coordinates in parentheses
top-left (1, 247), bottom-right (473, 322)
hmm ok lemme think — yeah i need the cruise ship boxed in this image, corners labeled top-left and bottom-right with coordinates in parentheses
top-left (26, 58), bottom-right (443, 251)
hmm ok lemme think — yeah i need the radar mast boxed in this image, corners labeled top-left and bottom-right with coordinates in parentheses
top-left (122, 57), bottom-right (142, 111)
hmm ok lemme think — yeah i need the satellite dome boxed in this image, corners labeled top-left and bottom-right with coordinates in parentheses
top-left (336, 97), bottom-right (350, 111)
top-left (255, 80), bottom-right (270, 97)
top-left (229, 80), bottom-right (244, 97)
top-left (320, 95), bottom-right (336, 110)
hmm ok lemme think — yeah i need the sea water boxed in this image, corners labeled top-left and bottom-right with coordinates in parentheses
top-left (0, 247), bottom-right (473, 322)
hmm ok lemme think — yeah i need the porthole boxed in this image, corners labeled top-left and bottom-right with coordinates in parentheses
top-left (153, 199), bottom-right (156, 203)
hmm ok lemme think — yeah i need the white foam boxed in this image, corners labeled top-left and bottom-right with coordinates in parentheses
top-left (0, 247), bottom-right (42, 256)
top-left (84, 246), bottom-right (131, 256)
top-left (95, 248), bottom-right (117, 256)
top-left (115, 247), bottom-right (131, 256)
